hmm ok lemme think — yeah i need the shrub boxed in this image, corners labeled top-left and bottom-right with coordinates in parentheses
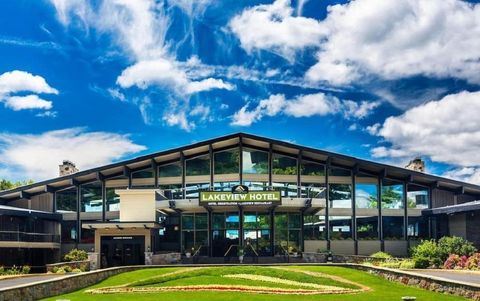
top-left (62, 265), bottom-right (72, 273)
top-left (399, 259), bottom-right (416, 269)
top-left (466, 253), bottom-right (480, 270)
top-left (437, 236), bottom-right (477, 261)
top-left (378, 259), bottom-right (401, 268)
top-left (411, 239), bottom-right (442, 268)
top-left (370, 252), bottom-right (392, 259)
top-left (21, 266), bottom-right (30, 274)
top-left (51, 266), bottom-right (59, 273)
top-left (64, 249), bottom-right (88, 262)
top-left (56, 268), bottom-right (66, 274)
top-left (79, 263), bottom-right (89, 272)
top-left (0, 266), bottom-right (4, 275)
top-left (71, 268), bottom-right (82, 273)
top-left (443, 254), bottom-right (468, 269)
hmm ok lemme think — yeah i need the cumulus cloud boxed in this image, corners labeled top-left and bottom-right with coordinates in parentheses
top-left (0, 70), bottom-right (58, 112)
top-left (229, 0), bottom-right (325, 60)
top-left (50, 0), bottom-right (233, 130)
top-left (0, 70), bottom-right (58, 95)
top-left (369, 91), bottom-right (480, 184)
top-left (4, 95), bottom-right (53, 111)
top-left (231, 93), bottom-right (378, 126)
top-left (0, 128), bottom-right (146, 180)
top-left (305, 0), bottom-right (480, 85)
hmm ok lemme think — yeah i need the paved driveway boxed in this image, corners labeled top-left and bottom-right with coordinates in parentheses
top-left (0, 274), bottom-right (68, 289)
top-left (411, 270), bottom-right (480, 286)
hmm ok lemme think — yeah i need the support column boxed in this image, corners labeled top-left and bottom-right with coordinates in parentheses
top-left (352, 171), bottom-right (357, 255)
top-left (403, 181), bottom-right (409, 255)
top-left (300, 211), bottom-right (305, 252)
top-left (208, 209), bottom-right (213, 257)
top-left (239, 206), bottom-right (244, 247)
top-left (181, 152), bottom-right (186, 199)
top-left (209, 145), bottom-right (214, 190)
top-left (297, 151), bottom-right (302, 197)
top-left (101, 180), bottom-right (106, 222)
top-left (239, 138), bottom-right (243, 184)
top-left (76, 185), bottom-right (81, 248)
top-left (325, 159), bottom-right (330, 251)
top-left (378, 177), bottom-right (384, 251)
top-left (270, 208), bottom-right (275, 255)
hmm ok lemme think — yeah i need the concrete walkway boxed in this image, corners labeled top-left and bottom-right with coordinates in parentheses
top-left (0, 274), bottom-right (68, 289)
top-left (410, 269), bottom-right (480, 286)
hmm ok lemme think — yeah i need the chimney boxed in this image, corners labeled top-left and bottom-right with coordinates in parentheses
top-left (405, 157), bottom-right (425, 173)
top-left (59, 160), bottom-right (79, 176)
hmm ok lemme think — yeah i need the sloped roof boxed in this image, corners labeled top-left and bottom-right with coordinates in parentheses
top-left (1, 132), bottom-right (479, 200)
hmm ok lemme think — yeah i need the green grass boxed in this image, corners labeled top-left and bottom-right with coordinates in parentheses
top-left (42, 266), bottom-right (469, 301)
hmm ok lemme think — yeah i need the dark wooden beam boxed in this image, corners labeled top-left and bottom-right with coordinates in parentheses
top-left (19, 191), bottom-right (32, 200)
top-left (96, 172), bottom-right (105, 182)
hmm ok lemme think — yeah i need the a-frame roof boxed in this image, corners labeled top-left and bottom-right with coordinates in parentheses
top-left (1, 132), bottom-right (480, 200)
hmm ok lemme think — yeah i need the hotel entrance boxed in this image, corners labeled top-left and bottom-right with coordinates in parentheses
top-left (100, 236), bottom-right (145, 267)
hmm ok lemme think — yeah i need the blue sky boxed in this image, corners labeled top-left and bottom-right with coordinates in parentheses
top-left (1, 0), bottom-right (480, 183)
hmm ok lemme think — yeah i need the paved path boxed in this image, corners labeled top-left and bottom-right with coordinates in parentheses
top-left (411, 270), bottom-right (480, 286)
top-left (0, 274), bottom-right (68, 289)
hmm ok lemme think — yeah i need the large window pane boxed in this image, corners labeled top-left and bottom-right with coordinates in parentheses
top-left (56, 187), bottom-right (77, 213)
top-left (186, 155), bottom-right (210, 176)
top-left (301, 183), bottom-right (326, 199)
top-left (329, 184), bottom-right (352, 208)
top-left (106, 187), bottom-right (122, 211)
top-left (81, 182), bottom-right (102, 213)
top-left (382, 179), bottom-right (404, 209)
top-left (243, 148), bottom-right (268, 174)
top-left (329, 216), bottom-right (352, 240)
top-left (159, 184), bottom-right (183, 199)
top-left (244, 181), bottom-right (268, 191)
top-left (273, 182), bottom-right (298, 197)
top-left (408, 216), bottom-right (428, 239)
top-left (159, 162), bottom-right (182, 177)
top-left (356, 216), bottom-right (379, 240)
top-left (301, 161), bottom-right (325, 176)
top-left (185, 183), bottom-right (209, 198)
top-left (213, 181), bottom-right (239, 192)
top-left (132, 169), bottom-right (153, 179)
top-left (407, 185), bottom-right (429, 209)
top-left (303, 214), bottom-right (326, 240)
top-left (272, 154), bottom-right (297, 175)
top-left (195, 214), bottom-right (208, 230)
top-left (214, 149), bottom-right (239, 175)
top-left (382, 216), bottom-right (404, 240)
top-left (356, 183), bottom-right (378, 209)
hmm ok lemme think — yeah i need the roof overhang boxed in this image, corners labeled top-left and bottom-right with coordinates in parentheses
top-left (2, 132), bottom-right (480, 199)
top-left (422, 200), bottom-right (480, 216)
top-left (82, 222), bottom-right (160, 230)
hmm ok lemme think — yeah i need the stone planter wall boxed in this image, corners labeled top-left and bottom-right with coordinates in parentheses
top-left (151, 252), bottom-right (181, 264)
top-left (45, 260), bottom-right (90, 273)
top-left (350, 265), bottom-right (480, 301)
top-left (303, 252), bottom-right (392, 264)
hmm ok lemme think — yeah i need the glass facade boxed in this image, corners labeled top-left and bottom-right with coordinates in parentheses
top-left (48, 143), bottom-right (442, 257)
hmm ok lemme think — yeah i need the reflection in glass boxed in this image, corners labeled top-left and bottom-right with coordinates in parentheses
top-left (81, 182), bottom-right (102, 212)
top-left (356, 216), bottom-right (379, 240)
top-left (300, 183), bottom-right (326, 199)
top-left (382, 180), bottom-right (404, 209)
top-left (408, 216), bottom-right (428, 239)
top-left (301, 161), bottom-right (325, 176)
top-left (106, 187), bottom-right (122, 211)
top-left (243, 181), bottom-right (268, 191)
top-left (159, 162), bottom-right (182, 177)
top-left (273, 182), bottom-right (298, 197)
top-left (382, 216), bottom-right (404, 240)
top-left (214, 149), bottom-right (239, 175)
top-left (356, 183), bottom-right (378, 209)
top-left (242, 149), bottom-right (268, 174)
top-left (303, 214), bottom-right (326, 240)
top-left (407, 184), bottom-right (429, 209)
top-left (329, 216), bottom-right (352, 240)
top-left (329, 184), bottom-right (352, 208)
top-left (213, 181), bottom-right (240, 192)
top-left (272, 153), bottom-right (297, 175)
top-left (186, 155), bottom-right (210, 176)
top-left (56, 187), bottom-right (77, 213)
top-left (185, 183), bottom-right (209, 198)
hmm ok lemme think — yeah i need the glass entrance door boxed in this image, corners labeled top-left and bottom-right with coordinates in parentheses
top-left (243, 212), bottom-right (273, 256)
top-left (212, 212), bottom-right (239, 257)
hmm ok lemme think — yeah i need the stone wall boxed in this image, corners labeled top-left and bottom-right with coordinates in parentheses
top-left (350, 265), bottom-right (480, 301)
top-left (303, 252), bottom-right (392, 264)
top-left (45, 260), bottom-right (90, 273)
top-left (0, 266), bottom-right (140, 301)
top-left (151, 252), bottom-right (181, 264)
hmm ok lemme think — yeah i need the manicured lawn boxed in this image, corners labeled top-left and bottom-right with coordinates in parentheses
top-left (42, 266), bottom-right (468, 301)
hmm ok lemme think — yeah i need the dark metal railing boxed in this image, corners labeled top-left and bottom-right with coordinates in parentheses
top-left (0, 231), bottom-right (60, 243)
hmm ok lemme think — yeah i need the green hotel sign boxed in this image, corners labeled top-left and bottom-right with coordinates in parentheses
top-left (199, 190), bottom-right (281, 206)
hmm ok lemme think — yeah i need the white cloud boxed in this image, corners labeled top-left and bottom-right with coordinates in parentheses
top-left (0, 70), bottom-right (58, 112)
top-left (306, 0), bottom-right (480, 85)
top-left (342, 100), bottom-right (381, 120)
top-left (0, 70), bottom-right (58, 95)
top-left (0, 128), bottom-right (146, 180)
top-left (50, 0), bottom-right (233, 130)
top-left (117, 59), bottom-right (234, 95)
top-left (370, 91), bottom-right (480, 185)
top-left (4, 95), bottom-right (53, 111)
top-left (231, 93), bottom-right (378, 126)
top-left (443, 167), bottom-right (480, 185)
top-left (229, 0), bottom-right (325, 60)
